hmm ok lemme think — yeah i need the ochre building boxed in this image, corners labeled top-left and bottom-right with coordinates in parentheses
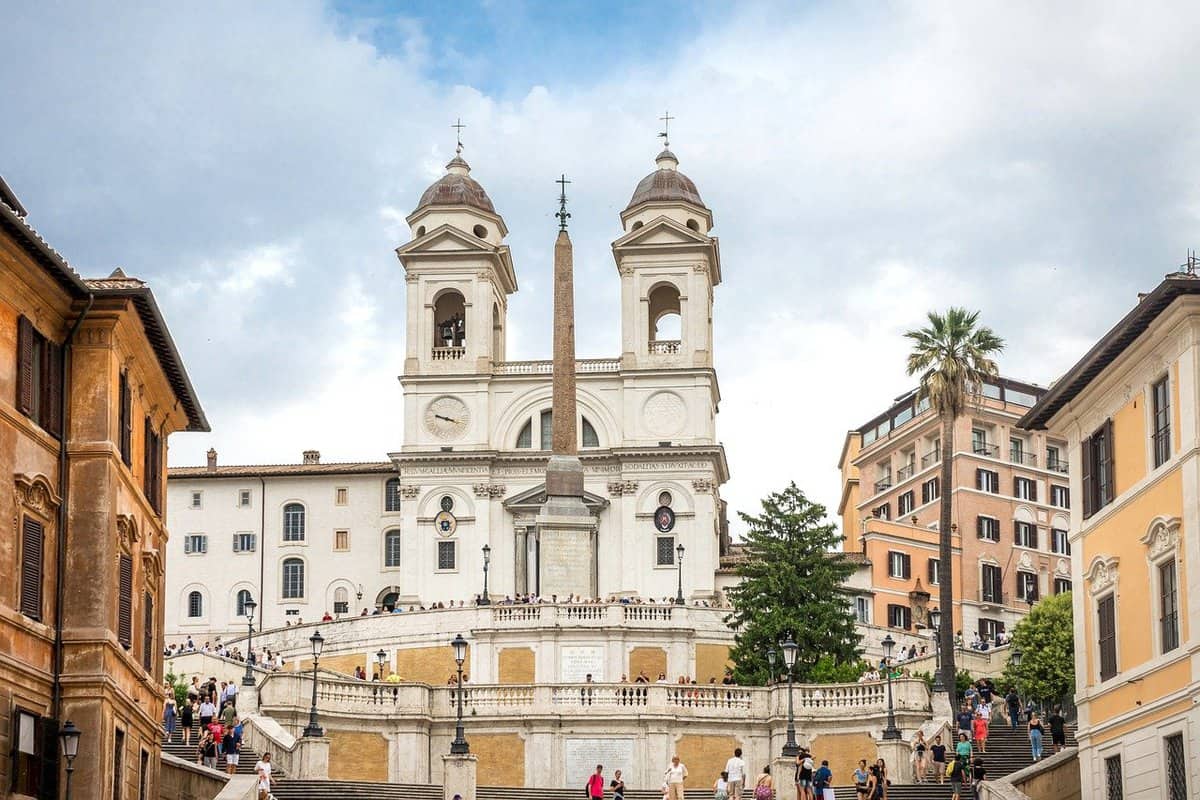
top-left (0, 176), bottom-right (206, 799)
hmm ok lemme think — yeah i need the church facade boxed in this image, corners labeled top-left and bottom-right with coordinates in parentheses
top-left (165, 145), bottom-right (731, 638)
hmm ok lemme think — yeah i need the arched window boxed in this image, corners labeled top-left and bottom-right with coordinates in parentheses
top-left (540, 410), bottom-right (554, 450)
top-left (385, 478), bottom-right (402, 512)
top-left (516, 419), bottom-right (532, 448)
top-left (282, 558), bottom-right (305, 599)
top-left (333, 587), bottom-right (349, 615)
top-left (648, 284), bottom-right (682, 345)
top-left (434, 291), bottom-right (467, 351)
top-left (188, 591), bottom-right (203, 618)
top-left (582, 417), bottom-right (599, 448)
top-left (235, 589), bottom-right (252, 618)
top-left (283, 503), bottom-right (305, 541)
top-left (384, 530), bottom-right (403, 568)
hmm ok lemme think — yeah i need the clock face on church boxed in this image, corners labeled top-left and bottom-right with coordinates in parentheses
top-left (424, 396), bottom-right (470, 441)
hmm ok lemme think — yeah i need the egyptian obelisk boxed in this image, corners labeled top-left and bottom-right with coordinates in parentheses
top-left (535, 175), bottom-right (597, 598)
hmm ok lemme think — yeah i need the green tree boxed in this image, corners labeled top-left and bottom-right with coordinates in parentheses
top-left (1003, 591), bottom-right (1075, 705)
top-left (726, 483), bottom-right (861, 684)
top-left (905, 308), bottom-right (1004, 707)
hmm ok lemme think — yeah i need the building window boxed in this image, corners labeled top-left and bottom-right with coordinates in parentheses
top-left (516, 419), bottom-right (532, 449)
top-left (15, 316), bottom-right (64, 437)
top-left (385, 478), bottom-right (402, 512)
top-left (540, 409), bottom-right (554, 450)
top-left (437, 540), bottom-right (457, 571)
top-left (872, 504), bottom-right (890, 520)
top-left (19, 516), bottom-right (44, 621)
top-left (897, 491), bottom-right (914, 516)
top-left (927, 558), bottom-right (940, 585)
top-left (1016, 571), bottom-right (1039, 602)
top-left (236, 589), bottom-right (252, 617)
top-left (1098, 594), bottom-right (1118, 681)
top-left (887, 604), bottom-right (912, 630)
top-left (190, 491), bottom-right (202, 509)
top-left (971, 427), bottom-right (990, 455)
top-left (1051, 528), bottom-right (1070, 555)
top-left (1153, 376), bottom-right (1171, 468)
top-left (1050, 485), bottom-right (1070, 508)
top-left (977, 516), bottom-right (1000, 542)
top-left (978, 617), bottom-right (1004, 642)
top-left (119, 371), bottom-right (133, 466)
top-left (1009, 437), bottom-right (1026, 464)
top-left (384, 530), bottom-right (402, 568)
top-left (921, 478), bottom-right (939, 504)
top-left (335, 487), bottom-right (349, 506)
top-left (11, 710), bottom-right (44, 797)
top-left (283, 503), bottom-right (306, 541)
top-left (656, 536), bottom-right (676, 566)
top-left (118, 554), bottom-right (133, 649)
top-left (233, 532), bottom-right (256, 553)
top-left (887, 551), bottom-right (911, 579)
top-left (238, 489), bottom-right (252, 508)
top-left (1159, 558), bottom-right (1180, 653)
top-left (582, 417), bottom-right (600, 448)
top-left (142, 417), bottom-right (162, 514)
top-left (333, 587), bottom-right (349, 616)
top-left (188, 591), bottom-right (203, 618)
top-left (281, 558), bottom-right (305, 599)
top-left (1054, 577), bottom-right (1072, 595)
top-left (1166, 734), bottom-right (1187, 800)
top-left (981, 564), bottom-right (1002, 604)
top-left (142, 592), bottom-right (154, 671)
top-left (1083, 420), bottom-right (1115, 518)
top-left (1104, 754), bottom-right (1123, 800)
top-left (976, 469), bottom-right (999, 493)
top-left (334, 530), bottom-right (350, 552)
top-left (139, 749), bottom-right (150, 800)
top-left (183, 534), bottom-right (207, 555)
top-left (1013, 477), bottom-right (1037, 501)
top-left (854, 597), bottom-right (870, 623)
top-left (113, 728), bottom-right (124, 800)
top-left (1046, 445), bottom-right (1065, 472)
top-left (441, 495), bottom-right (454, 512)
top-left (1015, 521), bottom-right (1039, 549)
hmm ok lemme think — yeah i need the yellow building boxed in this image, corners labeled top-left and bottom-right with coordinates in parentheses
top-left (1021, 272), bottom-right (1199, 799)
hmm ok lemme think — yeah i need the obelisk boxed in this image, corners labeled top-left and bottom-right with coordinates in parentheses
top-left (535, 175), bottom-right (596, 598)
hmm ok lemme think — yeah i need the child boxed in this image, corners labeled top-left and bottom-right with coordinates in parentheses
top-left (714, 771), bottom-right (729, 800)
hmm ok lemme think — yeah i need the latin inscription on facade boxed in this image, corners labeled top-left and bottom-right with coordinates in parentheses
top-left (559, 645), bottom-right (605, 682)
top-left (564, 738), bottom-right (635, 788)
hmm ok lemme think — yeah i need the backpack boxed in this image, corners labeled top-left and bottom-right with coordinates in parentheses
top-left (753, 779), bottom-right (772, 800)
top-left (945, 761), bottom-right (956, 778)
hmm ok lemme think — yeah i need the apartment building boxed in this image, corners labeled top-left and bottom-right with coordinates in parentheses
top-left (839, 376), bottom-right (1073, 643)
top-left (0, 176), bottom-right (207, 799)
top-left (1020, 272), bottom-right (1200, 800)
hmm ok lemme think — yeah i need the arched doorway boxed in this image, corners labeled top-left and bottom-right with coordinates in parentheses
top-left (375, 586), bottom-right (402, 612)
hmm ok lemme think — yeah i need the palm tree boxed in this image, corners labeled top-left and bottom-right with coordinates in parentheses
top-left (905, 308), bottom-right (1004, 707)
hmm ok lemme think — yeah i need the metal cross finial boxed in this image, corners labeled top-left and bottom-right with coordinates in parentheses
top-left (555, 174), bottom-right (571, 231)
top-left (1183, 248), bottom-right (1199, 276)
top-left (452, 118), bottom-right (466, 155)
top-left (658, 110), bottom-right (675, 148)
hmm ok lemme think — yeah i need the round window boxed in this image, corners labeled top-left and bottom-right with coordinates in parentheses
top-left (440, 495), bottom-right (454, 512)
top-left (658, 491), bottom-right (673, 507)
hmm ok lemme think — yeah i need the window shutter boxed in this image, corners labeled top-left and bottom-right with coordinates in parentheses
top-left (1098, 596), bottom-right (1117, 680)
top-left (118, 555), bottom-right (133, 648)
top-left (142, 416), bottom-right (153, 504)
top-left (1014, 521), bottom-right (1020, 543)
top-left (42, 340), bottom-right (63, 437)
top-left (976, 517), bottom-right (984, 538)
top-left (20, 516), bottom-right (44, 619)
top-left (233, 534), bottom-right (241, 553)
top-left (1081, 436), bottom-right (1095, 517)
top-left (1031, 526), bottom-right (1039, 550)
top-left (184, 537), bottom-right (192, 554)
top-left (119, 372), bottom-right (132, 466)
top-left (1103, 419), bottom-right (1115, 505)
top-left (902, 554), bottom-right (912, 579)
top-left (16, 316), bottom-right (35, 415)
top-left (975, 469), bottom-right (983, 490)
top-left (142, 592), bottom-right (154, 671)
top-left (927, 558), bottom-right (938, 584)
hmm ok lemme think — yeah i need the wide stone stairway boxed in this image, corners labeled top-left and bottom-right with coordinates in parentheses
top-left (161, 719), bottom-right (269, 777)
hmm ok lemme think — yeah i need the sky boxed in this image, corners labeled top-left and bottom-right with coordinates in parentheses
top-left (3, 1), bottom-right (1200, 531)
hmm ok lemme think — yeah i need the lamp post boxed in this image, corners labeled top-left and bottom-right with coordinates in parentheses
top-left (377, 649), bottom-right (387, 679)
top-left (478, 544), bottom-right (492, 605)
top-left (449, 633), bottom-right (470, 754)
top-left (356, 584), bottom-right (364, 607)
top-left (674, 543), bottom-right (686, 606)
top-left (1011, 648), bottom-right (1023, 669)
top-left (303, 631), bottom-right (325, 737)
top-left (781, 634), bottom-right (799, 757)
top-left (881, 634), bottom-right (901, 740)
top-left (766, 647), bottom-right (777, 684)
top-left (242, 596), bottom-right (258, 686)
top-left (59, 720), bottom-right (81, 800)
top-left (929, 610), bottom-right (945, 693)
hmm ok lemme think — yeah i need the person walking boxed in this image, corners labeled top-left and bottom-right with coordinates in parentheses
top-left (588, 765), bottom-right (606, 800)
top-left (948, 757), bottom-right (966, 800)
top-left (812, 760), bottom-right (833, 800)
top-left (1028, 712), bottom-right (1045, 761)
top-left (666, 755), bottom-right (689, 800)
top-left (1005, 687), bottom-right (1021, 729)
top-left (970, 757), bottom-right (986, 800)
top-left (724, 747), bottom-right (747, 800)
top-left (1047, 706), bottom-right (1067, 754)
top-left (223, 726), bottom-right (238, 775)
top-left (930, 735), bottom-right (947, 785)
top-left (255, 752), bottom-right (274, 800)
top-left (912, 730), bottom-right (928, 782)
top-left (714, 771), bottom-right (730, 800)
top-left (181, 699), bottom-right (195, 745)
top-left (973, 710), bottom-right (989, 753)
top-left (199, 697), bottom-right (216, 731)
top-left (955, 733), bottom-right (973, 769)
top-left (163, 697), bottom-right (177, 743)
top-left (610, 770), bottom-right (625, 800)
top-left (752, 766), bottom-right (772, 800)
top-left (852, 759), bottom-right (870, 799)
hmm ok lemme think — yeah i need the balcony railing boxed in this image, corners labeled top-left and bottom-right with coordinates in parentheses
top-left (432, 346), bottom-right (465, 360)
top-left (874, 478), bottom-right (893, 493)
top-left (896, 464), bottom-right (915, 481)
top-left (972, 443), bottom-right (999, 457)
top-left (920, 450), bottom-right (940, 468)
top-left (649, 340), bottom-right (681, 355)
top-left (1047, 459), bottom-right (1069, 474)
top-left (1010, 451), bottom-right (1038, 467)
top-left (978, 589), bottom-right (1008, 607)
top-left (494, 358), bottom-right (621, 375)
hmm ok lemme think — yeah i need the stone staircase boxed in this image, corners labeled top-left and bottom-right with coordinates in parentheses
top-left (161, 719), bottom-right (267, 777)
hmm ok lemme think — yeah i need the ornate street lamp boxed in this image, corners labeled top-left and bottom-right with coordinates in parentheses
top-left (881, 634), bottom-right (901, 740)
top-left (674, 543), bottom-right (686, 606)
top-left (1011, 648), bottom-right (1023, 668)
top-left (478, 544), bottom-right (492, 605)
top-left (781, 634), bottom-right (799, 757)
top-left (356, 584), bottom-right (364, 606)
top-left (766, 647), bottom-right (777, 685)
top-left (376, 649), bottom-right (387, 679)
top-left (929, 610), bottom-right (945, 693)
top-left (242, 596), bottom-right (258, 686)
top-left (303, 631), bottom-right (325, 737)
top-left (59, 720), bottom-right (81, 800)
top-left (449, 633), bottom-right (470, 754)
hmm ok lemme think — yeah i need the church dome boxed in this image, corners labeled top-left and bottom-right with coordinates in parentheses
top-left (625, 149), bottom-right (706, 211)
top-left (415, 155), bottom-right (496, 215)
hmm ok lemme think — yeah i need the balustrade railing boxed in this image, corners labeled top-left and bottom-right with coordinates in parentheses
top-left (432, 346), bottom-right (465, 360)
top-left (564, 604), bottom-right (607, 621)
top-left (896, 464), bottom-right (915, 481)
top-left (623, 605), bottom-right (674, 623)
top-left (920, 450), bottom-right (940, 468)
top-left (649, 340), bottom-right (681, 355)
top-left (493, 358), bottom-right (621, 375)
top-left (493, 605), bottom-right (542, 623)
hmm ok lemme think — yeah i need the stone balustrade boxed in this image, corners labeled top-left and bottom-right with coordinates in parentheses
top-left (493, 358), bottom-right (621, 375)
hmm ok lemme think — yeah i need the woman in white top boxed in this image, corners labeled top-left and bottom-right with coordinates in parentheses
top-left (665, 756), bottom-right (689, 800)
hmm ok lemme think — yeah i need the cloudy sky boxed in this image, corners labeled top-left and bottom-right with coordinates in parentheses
top-left (4, 1), bottom-right (1199, 529)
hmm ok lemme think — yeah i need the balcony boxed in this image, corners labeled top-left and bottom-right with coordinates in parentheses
top-left (972, 443), bottom-right (999, 458)
top-left (896, 464), bottom-right (915, 481)
top-left (649, 340), bottom-right (681, 355)
top-left (1047, 459), bottom-right (1069, 474)
top-left (494, 358), bottom-right (621, 375)
top-left (920, 450), bottom-right (940, 468)
top-left (874, 477), bottom-right (893, 493)
top-left (1010, 450), bottom-right (1038, 467)
top-left (432, 346), bottom-right (465, 361)
top-left (978, 589), bottom-right (1008, 608)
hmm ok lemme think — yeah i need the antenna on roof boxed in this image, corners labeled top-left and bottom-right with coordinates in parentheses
top-left (1182, 248), bottom-right (1199, 276)
top-left (658, 110), bottom-right (674, 148)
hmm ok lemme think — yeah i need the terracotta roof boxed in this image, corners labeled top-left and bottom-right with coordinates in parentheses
top-left (415, 157), bottom-right (496, 214)
top-left (625, 166), bottom-right (705, 211)
top-left (1020, 273), bottom-right (1200, 430)
top-left (169, 461), bottom-right (394, 479)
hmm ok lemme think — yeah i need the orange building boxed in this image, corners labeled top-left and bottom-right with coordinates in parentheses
top-left (1021, 271), bottom-right (1199, 799)
top-left (0, 176), bottom-right (206, 799)
top-left (839, 377), bottom-right (1073, 646)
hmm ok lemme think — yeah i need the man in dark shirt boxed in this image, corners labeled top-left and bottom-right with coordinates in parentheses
top-left (1005, 689), bottom-right (1020, 729)
top-left (1047, 707), bottom-right (1067, 753)
top-left (971, 758), bottom-right (986, 799)
top-left (957, 705), bottom-right (974, 739)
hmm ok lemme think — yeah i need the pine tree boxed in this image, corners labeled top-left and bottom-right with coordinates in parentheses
top-left (726, 482), bottom-right (862, 684)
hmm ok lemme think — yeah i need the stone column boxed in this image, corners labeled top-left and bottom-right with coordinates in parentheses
top-left (875, 737), bottom-right (912, 784)
top-left (771, 756), bottom-right (796, 800)
top-left (443, 753), bottom-right (479, 800)
top-left (295, 735), bottom-right (330, 778)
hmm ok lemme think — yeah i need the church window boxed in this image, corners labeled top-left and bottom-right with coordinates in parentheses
top-left (437, 540), bottom-right (457, 571)
top-left (416, 225), bottom-right (426, 237)
top-left (440, 495), bottom-right (454, 512)
top-left (333, 587), bottom-right (349, 616)
top-left (656, 536), bottom-right (676, 566)
top-left (282, 558), bottom-right (305, 599)
top-left (631, 220), bottom-right (643, 230)
top-left (283, 503), bottom-right (305, 542)
top-left (187, 591), bottom-right (203, 618)
top-left (540, 410), bottom-right (553, 450)
top-left (582, 417), bottom-right (599, 448)
top-left (434, 291), bottom-right (467, 351)
top-left (659, 491), bottom-right (673, 507)
top-left (686, 218), bottom-right (699, 231)
top-left (384, 530), bottom-right (403, 568)
top-left (335, 487), bottom-right (348, 505)
top-left (516, 419), bottom-right (532, 449)
top-left (385, 479), bottom-right (402, 512)
top-left (235, 589), bottom-right (252, 617)
top-left (648, 284), bottom-right (682, 344)
top-left (472, 224), bottom-right (487, 238)
top-left (334, 530), bottom-right (350, 551)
